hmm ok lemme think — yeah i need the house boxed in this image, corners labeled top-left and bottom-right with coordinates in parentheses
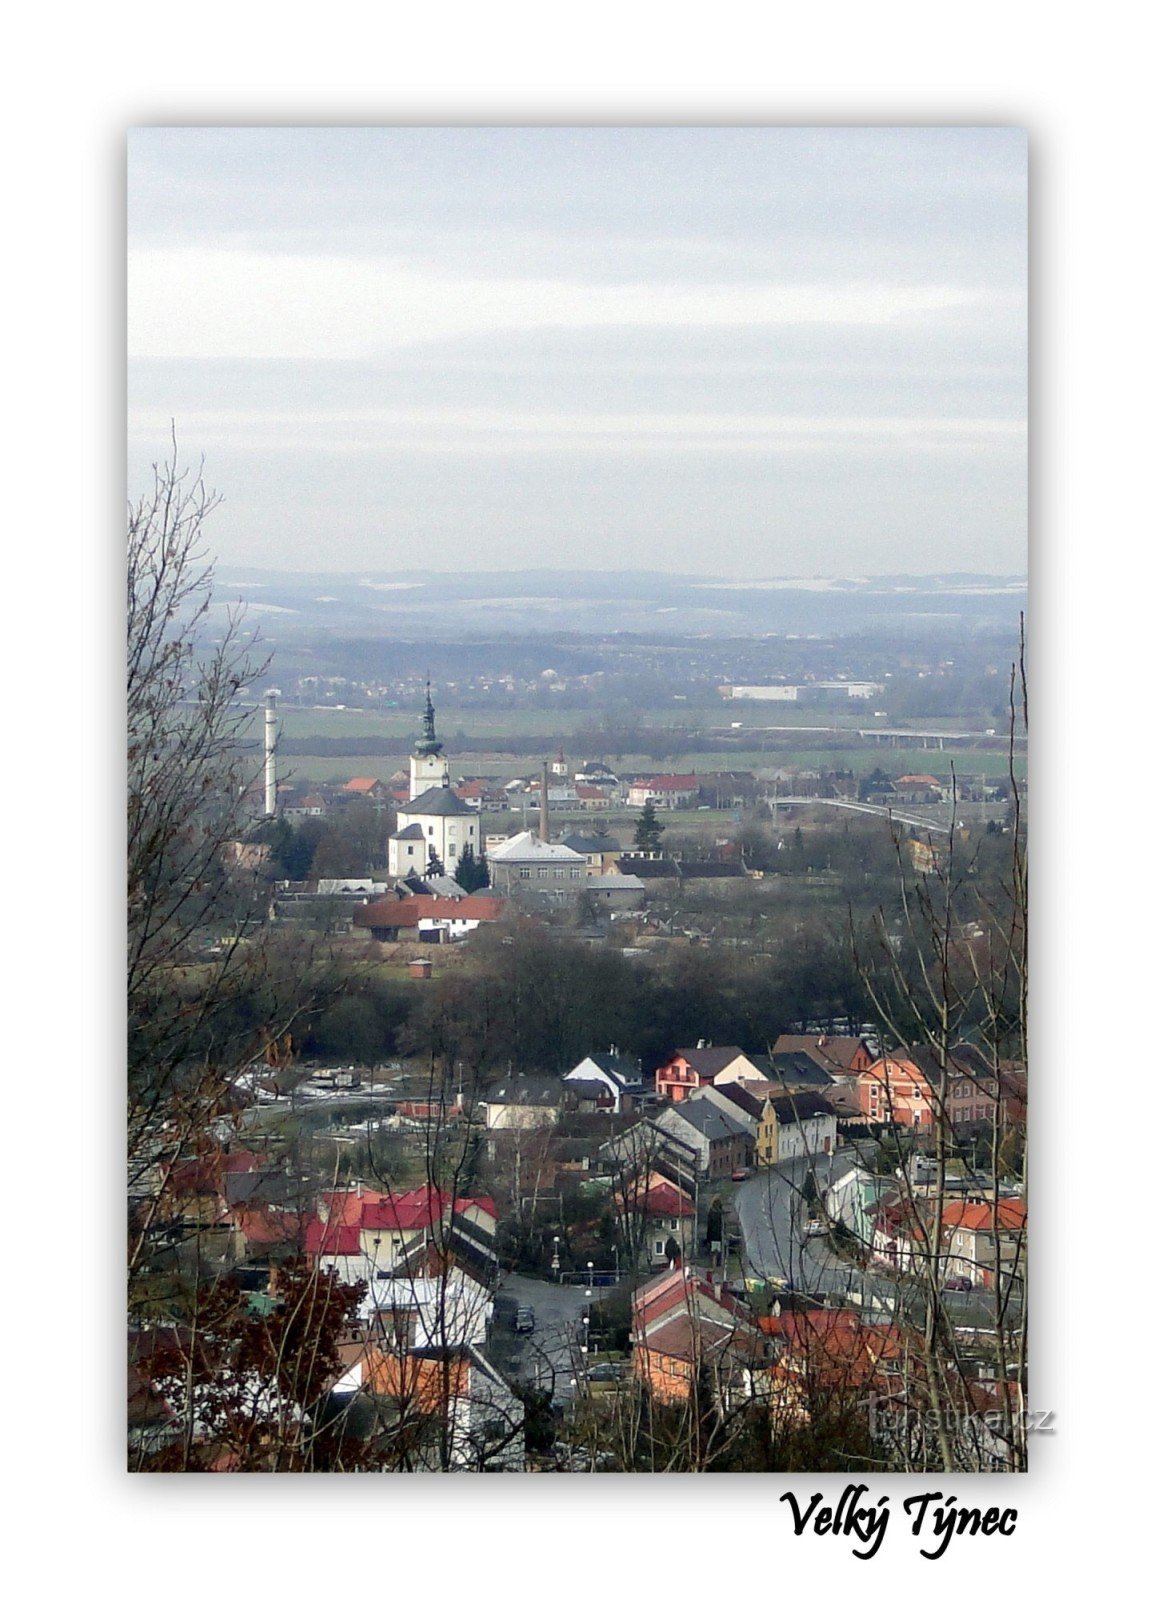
top-left (857, 1055), bottom-right (937, 1128)
top-left (482, 1075), bottom-right (565, 1131)
top-left (908, 1044), bottom-right (1025, 1138)
top-left (655, 1044), bottom-right (768, 1102)
top-left (688, 1084), bottom-right (760, 1142)
top-left (626, 774), bottom-right (701, 809)
top-left (582, 873), bottom-right (647, 911)
top-left (357, 1185), bottom-right (498, 1277)
top-left (599, 1119), bottom-right (700, 1197)
top-left (763, 1050), bottom-right (837, 1092)
top-left (615, 1174), bottom-right (697, 1269)
top-left (332, 1341), bottom-right (524, 1471)
top-left (353, 893), bottom-right (504, 943)
top-left (755, 1090), bottom-right (839, 1167)
top-left (773, 1033), bottom-right (875, 1080)
top-left (282, 792), bottom-right (328, 823)
top-left (823, 1160), bottom-right (891, 1245)
top-left (631, 1269), bottom-right (773, 1408)
top-left (559, 832), bottom-right (623, 874)
top-left (654, 1098), bottom-right (754, 1180)
top-left (893, 774), bottom-right (946, 804)
top-left (939, 1198), bottom-right (1027, 1291)
top-left (343, 776), bottom-right (386, 800)
top-left (564, 1052), bottom-right (644, 1113)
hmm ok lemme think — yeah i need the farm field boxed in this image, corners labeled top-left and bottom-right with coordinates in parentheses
top-left (274, 746), bottom-right (1024, 787)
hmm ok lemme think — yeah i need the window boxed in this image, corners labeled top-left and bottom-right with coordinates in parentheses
top-left (519, 866), bottom-right (531, 879)
top-left (448, 844), bottom-right (456, 857)
top-left (407, 846), bottom-right (414, 856)
top-left (538, 867), bottom-right (549, 878)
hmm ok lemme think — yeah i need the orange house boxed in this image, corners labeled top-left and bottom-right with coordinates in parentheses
top-left (857, 1055), bottom-right (936, 1128)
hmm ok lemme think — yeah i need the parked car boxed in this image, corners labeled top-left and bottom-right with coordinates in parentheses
top-left (944, 1276), bottom-right (974, 1292)
top-left (804, 1217), bottom-right (828, 1238)
top-left (730, 1168), bottom-right (751, 1182)
top-left (515, 1304), bottom-right (536, 1333)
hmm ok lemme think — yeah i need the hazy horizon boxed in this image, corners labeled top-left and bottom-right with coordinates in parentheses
top-left (129, 127), bottom-right (1027, 577)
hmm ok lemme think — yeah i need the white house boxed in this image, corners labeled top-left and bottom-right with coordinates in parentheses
top-left (564, 1052), bottom-right (644, 1112)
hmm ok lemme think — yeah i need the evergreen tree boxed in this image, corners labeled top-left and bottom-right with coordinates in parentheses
top-left (426, 846), bottom-right (444, 878)
top-left (454, 843), bottom-right (490, 892)
top-left (633, 799), bottom-right (665, 853)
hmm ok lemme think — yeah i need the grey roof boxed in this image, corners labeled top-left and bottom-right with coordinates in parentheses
top-left (663, 1099), bottom-right (749, 1144)
top-left (394, 822), bottom-right (426, 840)
top-left (679, 862), bottom-right (747, 879)
top-left (669, 1045), bottom-right (751, 1077)
top-left (397, 787), bottom-right (475, 817)
top-left (486, 1076), bottom-right (565, 1106)
top-left (767, 1090), bottom-right (838, 1125)
top-left (766, 1051), bottom-right (835, 1088)
top-left (561, 833), bottom-right (623, 854)
top-left (910, 1043), bottom-right (996, 1088)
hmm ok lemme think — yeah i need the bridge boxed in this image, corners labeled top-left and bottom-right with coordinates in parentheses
top-left (768, 796), bottom-right (954, 834)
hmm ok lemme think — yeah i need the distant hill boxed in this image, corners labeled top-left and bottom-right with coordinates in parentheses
top-left (212, 569), bottom-right (1026, 640)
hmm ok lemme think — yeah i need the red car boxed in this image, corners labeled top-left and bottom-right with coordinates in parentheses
top-left (730, 1168), bottom-right (751, 1182)
top-left (944, 1276), bottom-right (973, 1292)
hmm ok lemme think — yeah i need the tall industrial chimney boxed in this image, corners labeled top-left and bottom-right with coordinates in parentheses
top-left (539, 760), bottom-right (550, 842)
top-left (263, 689), bottom-right (279, 818)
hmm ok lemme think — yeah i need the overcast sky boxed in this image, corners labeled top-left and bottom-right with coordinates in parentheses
top-left (127, 126), bottom-right (1026, 577)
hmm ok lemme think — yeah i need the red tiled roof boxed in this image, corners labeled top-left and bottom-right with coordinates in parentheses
top-left (354, 896), bottom-right (504, 930)
top-left (320, 1188), bottom-right (386, 1227)
top-left (233, 1208), bottom-right (306, 1246)
top-left (344, 777), bottom-right (382, 793)
top-left (941, 1198), bottom-right (1027, 1232)
top-left (360, 1184), bottom-right (497, 1233)
top-left (304, 1219), bottom-right (363, 1256)
top-left (633, 774), bottom-right (699, 791)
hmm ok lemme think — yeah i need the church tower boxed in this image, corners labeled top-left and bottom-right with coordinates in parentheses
top-left (409, 679), bottom-right (450, 800)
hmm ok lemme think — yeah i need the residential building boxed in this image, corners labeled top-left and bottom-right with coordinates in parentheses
top-left (654, 1098), bottom-right (754, 1180)
top-left (857, 1055), bottom-right (936, 1128)
top-left (655, 1045), bottom-right (768, 1102)
top-left (755, 1090), bottom-right (839, 1166)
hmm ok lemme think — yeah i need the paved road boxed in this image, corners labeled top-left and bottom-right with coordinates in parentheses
top-left (731, 1156), bottom-right (1021, 1330)
top-left (494, 1274), bottom-right (611, 1400)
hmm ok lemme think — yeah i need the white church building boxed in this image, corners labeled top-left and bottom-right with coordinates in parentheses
top-left (386, 685), bottom-right (482, 878)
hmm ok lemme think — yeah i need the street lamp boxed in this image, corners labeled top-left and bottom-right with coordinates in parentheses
top-left (551, 1235), bottom-right (561, 1280)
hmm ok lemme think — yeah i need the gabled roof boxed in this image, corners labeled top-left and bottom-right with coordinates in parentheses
top-left (631, 774), bottom-right (700, 791)
top-left (487, 830), bottom-right (585, 863)
top-left (359, 1184), bottom-right (497, 1233)
top-left (344, 777), bottom-right (382, 793)
top-left (485, 1076), bottom-right (564, 1106)
top-left (665, 1045), bottom-right (751, 1077)
top-left (304, 1219), bottom-right (362, 1256)
top-left (773, 1034), bottom-right (872, 1072)
top-left (393, 822), bottom-right (427, 840)
top-left (662, 1098), bottom-right (750, 1144)
top-left (765, 1089), bottom-right (838, 1125)
top-left (941, 1199), bottom-right (1027, 1232)
top-left (353, 895), bottom-right (503, 929)
top-left (766, 1051), bottom-right (836, 1089)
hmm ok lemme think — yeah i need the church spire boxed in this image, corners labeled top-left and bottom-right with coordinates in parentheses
top-left (415, 676), bottom-right (443, 757)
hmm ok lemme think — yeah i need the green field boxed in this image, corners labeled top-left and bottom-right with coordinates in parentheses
top-left (275, 746), bottom-right (1024, 787)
